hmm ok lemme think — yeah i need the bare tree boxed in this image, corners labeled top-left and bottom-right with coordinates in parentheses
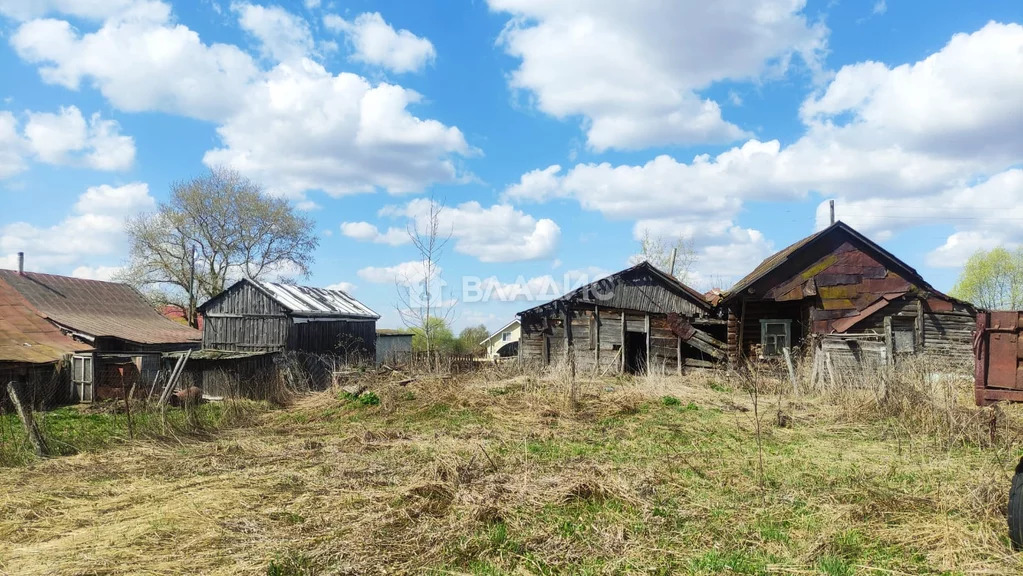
top-left (121, 167), bottom-right (318, 327)
top-left (396, 198), bottom-right (455, 356)
top-left (631, 229), bottom-right (697, 283)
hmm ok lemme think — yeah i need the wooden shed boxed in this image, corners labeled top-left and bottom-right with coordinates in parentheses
top-left (517, 262), bottom-right (723, 374)
top-left (199, 278), bottom-right (379, 357)
top-left (0, 267), bottom-right (201, 402)
top-left (719, 221), bottom-right (977, 370)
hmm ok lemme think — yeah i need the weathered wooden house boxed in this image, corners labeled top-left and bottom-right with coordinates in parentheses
top-left (517, 262), bottom-right (723, 374)
top-left (199, 278), bottom-right (379, 357)
top-left (0, 266), bottom-right (201, 402)
top-left (718, 221), bottom-right (977, 369)
top-left (0, 275), bottom-right (92, 406)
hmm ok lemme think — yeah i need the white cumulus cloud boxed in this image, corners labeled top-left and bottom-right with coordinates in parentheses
top-left (325, 11), bottom-right (436, 73)
top-left (1, 182), bottom-right (155, 272)
top-left (382, 198), bottom-right (561, 263)
top-left (233, 2), bottom-right (314, 62)
top-left (340, 221), bottom-right (409, 246)
top-left (489, 0), bottom-right (826, 150)
top-left (24, 106), bottom-right (135, 170)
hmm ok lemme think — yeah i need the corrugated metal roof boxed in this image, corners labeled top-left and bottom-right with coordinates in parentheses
top-left (255, 279), bottom-right (379, 319)
top-left (0, 270), bottom-right (202, 346)
top-left (0, 276), bottom-right (92, 364)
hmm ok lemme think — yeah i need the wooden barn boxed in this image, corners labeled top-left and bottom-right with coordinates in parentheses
top-left (199, 278), bottom-right (379, 357)
top-left (517, 262), bottom-right (723, 374)
top-left (0, 265), bottom-right (201, 402)
top-left (718, 221), bottom-right (977, 370)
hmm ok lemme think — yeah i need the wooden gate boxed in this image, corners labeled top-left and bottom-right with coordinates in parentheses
top-left (974, 311), bottom-right (1023, 405)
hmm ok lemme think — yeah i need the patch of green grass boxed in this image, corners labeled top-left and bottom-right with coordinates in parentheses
top-left (816, 555), bottom-right (854, 576)
top-left (1, 401), bottom-right (265, 466)
top-left (661, 395), bottom-right (682, 406)
top-left (689, 550), bottom-right (768, 575)
top-left (707, 380), bottom-right (731, 393)
top-left (341, 391), bottom-right (381, 406)
top-left (266, 551), bottom-right (315, 576)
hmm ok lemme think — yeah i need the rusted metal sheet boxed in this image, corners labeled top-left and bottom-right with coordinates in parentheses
top-left (987, 332), bottom-right (1019, 389)
top-left (815, 273), bottom-right (861, 287)
top-left (925, 298), bottom-right (955, 312)
top-left (666, 312), bottom-right (696, 341)
top-left (975, 311), bottom-right (1023, 404)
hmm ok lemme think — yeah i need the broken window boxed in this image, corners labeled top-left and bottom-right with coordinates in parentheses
top-left (759, 319), bottom-right (792, 358)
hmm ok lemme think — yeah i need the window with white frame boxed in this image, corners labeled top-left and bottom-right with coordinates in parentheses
top-left (759, 319), bottom-right (792, 358)
top-left (72, 354), bottom-right (94, 402)
top-left (502, 331), bottom-right (511, 342)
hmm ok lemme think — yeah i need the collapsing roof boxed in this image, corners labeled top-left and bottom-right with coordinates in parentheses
top-left (518, 261), bottom-right (711, 318)
top-left (200, 277), bottom-right (379, 319)
top-left (0, 276), bottom-right (92, 364)
top-left (0, 270), bottom-right (201, 346)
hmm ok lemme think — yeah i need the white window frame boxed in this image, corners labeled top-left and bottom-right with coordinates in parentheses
top-left (72, 353), bottom-right (94, 403)
top-left (502, 331), bottom-right (511, 342)
top-left (759, 319), bottom-right (792, 358)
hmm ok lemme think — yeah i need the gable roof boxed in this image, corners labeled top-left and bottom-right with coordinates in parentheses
top-left (0, 276), bottom-right (91, 364)
top-left (0, 270), bottom-right (201, 346)
top-left (481, 319), bottom-right (520, 346)
top-left (518, 261), bottom-right (710, 317)
top-left (200, 278), bottom-right (379, 319)
top-left (723, 221), bottom-right (940, 302)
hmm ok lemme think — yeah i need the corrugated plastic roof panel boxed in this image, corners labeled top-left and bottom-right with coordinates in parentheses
top-left (257, 280), bottom-right (379, 319)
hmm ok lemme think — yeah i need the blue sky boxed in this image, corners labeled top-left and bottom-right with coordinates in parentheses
top-left (0, 0), bottom-right (1021, 333)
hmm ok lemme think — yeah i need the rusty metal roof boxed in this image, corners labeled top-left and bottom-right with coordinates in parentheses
top-left (724, 221), bottom-right (936, 301)
top-left (0, 276), bottom-right (91, 364)
top-left (0, 270), bottom-right (201, 346)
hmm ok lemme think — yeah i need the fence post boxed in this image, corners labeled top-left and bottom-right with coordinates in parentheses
top-left (7, 381), bottom-right (49, 457)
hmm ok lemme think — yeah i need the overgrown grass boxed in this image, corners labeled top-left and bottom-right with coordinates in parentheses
top-left (0, 368), bottom-right (1021, 575)
top-left (0, 399), bottom-right (269, 466)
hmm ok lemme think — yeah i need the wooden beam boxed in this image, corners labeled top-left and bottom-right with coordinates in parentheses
top-left (683, 358), bottom-right (717, 369)
top-left (594, 305), bottom-right (600, 374)
top-left (682, 336), bottom-right (726, 360)
top-left (915, 299), bottom-right (925, 349)
top-left (782, 347), bottom-right (799, 396)
top-left (620, 311), bottom-right (626, 374)
top-left (645, 313), bottom-right (651, 376)
top-left (883, 315), bottom-right (894, 366)
top-left (7, 381), bottom-right (48, 457)
top-left (676, 335), bottom-right (682, 375)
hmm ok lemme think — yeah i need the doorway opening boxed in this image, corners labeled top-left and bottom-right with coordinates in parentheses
top-left (624, 331), bottom-right (647, 374)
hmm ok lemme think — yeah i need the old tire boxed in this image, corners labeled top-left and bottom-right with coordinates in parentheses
top-left (1010, 458), bottom-right (1023, 550)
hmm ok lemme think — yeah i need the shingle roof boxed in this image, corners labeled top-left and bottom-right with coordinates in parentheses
top-left (256, 280), bottom-right (379, 318)
top-left (0, 270), bottom-right (201, 346)
top-left (0, 276), bottom-right (91, 364)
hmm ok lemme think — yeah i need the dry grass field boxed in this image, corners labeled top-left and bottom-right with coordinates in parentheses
top-left (1, 366), bottom-right (1022, 575)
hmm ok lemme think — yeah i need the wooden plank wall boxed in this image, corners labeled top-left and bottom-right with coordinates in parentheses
top-left (289, 319), bottom-right (376, 356)
top-left (921, 307), bottom-right (975, 365)
top-left (202, 282), bottom-right (290, 351)
top-left (850, 298), bottom-right (975, 364)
